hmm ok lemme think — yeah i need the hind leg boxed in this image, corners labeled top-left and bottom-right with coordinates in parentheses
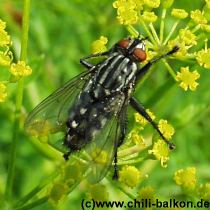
top-left (112, 112), bottom-right (127, 180)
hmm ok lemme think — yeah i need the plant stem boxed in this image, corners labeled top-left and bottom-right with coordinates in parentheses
top-left (149, 23), bottom-right (160, 44)
top-left (159, 9), bottom-right (166, 44)
top-left (14, 196), bottom-right (48, 210)
top-left (15, 171), bottom-right (58, 207)
top-left (126, 25), bottom-right (139, 37)
top-left (139, 19), bottom-right (156, 46)
top-left (108, 178), bottom-right (136, 199)
top-left (5, 0), bottom-right (31, 199)
top-left (162, 59), bottom-right (177, 81)
top-left (163, 20), bottom-right (180, 45)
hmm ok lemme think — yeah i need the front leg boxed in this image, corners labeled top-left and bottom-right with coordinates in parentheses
top-left (80, 51), bottom-right (110, 69)
top-left (130, 97), bottom-right (175, 150)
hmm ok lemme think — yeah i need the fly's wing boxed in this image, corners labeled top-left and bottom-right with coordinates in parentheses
top-left (80, 94), bottom-right (127, 183)
top-left (25, 69), bottom-right (95, 137)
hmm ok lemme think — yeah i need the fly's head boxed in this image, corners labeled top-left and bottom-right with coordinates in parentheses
top-left (116, 37), bottom-right (147, 63)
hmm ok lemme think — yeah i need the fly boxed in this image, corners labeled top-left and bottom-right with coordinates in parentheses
top-left (25, 37), bottom-right (179, 183)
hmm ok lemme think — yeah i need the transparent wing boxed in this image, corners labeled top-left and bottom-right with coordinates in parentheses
top-left (25, 69), bottom-right (95, 137)
top-left (80, 95), bottom-right (127, 183)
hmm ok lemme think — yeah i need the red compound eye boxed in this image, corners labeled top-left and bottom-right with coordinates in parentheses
top-left (118, 39), bottom-right (130, 48)
top-left (133, 48), bottom-right (147, 62)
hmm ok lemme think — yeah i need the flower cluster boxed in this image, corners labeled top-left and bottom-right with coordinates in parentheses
top-left (137, 186), bottom-right (156, 202)
top-left (134, 109), bottom-right (175, 166)
top-left (119, 165), bottom-right (141, 188)
top-left (0, 19), bottom-right (32, 103)
top-left (86, 184), bottom-right (109, 201)
top-left (174, 167), bottom-right (197, 190)
top-left (10, 61), bottom-right (32, 77)
top-left (113, 0), bottom-right (143, 25)
top-left (158, 119), bottom-right (175, 140)
top-left (174, 167), bottom-right (210, 199)
top-left (91, 36), bottom-right (108, 54)
top-left (176, 66), bottom-right (200, 91)
top-left (48, 161), bottom-right (86, 205)
top-left (134, 109), bottom-right (155, 127)
top-left (148, 139), bottom-right (170, 167)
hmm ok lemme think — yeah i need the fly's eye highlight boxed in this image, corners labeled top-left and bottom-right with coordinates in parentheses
top-left (133, 48), bottom-right (147, 62)
top-left (118, 39), bottom-right (130, 49)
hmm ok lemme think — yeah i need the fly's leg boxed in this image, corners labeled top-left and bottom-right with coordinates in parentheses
top-left (130, 97), bottom-right (175, 150)
top-left (136, 46), bottom-right (179, 81)
top-left (63, 152), bottom-right (71, 160)
top-left (112, 152), bottom-right (119, 180)
top-left (80, 51), bottom-right (110, 69)
top-left (113, 112), bottom-right (127, 180)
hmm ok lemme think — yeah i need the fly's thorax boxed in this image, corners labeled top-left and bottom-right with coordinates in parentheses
top-left (91, 53), bottom-right (138, 99)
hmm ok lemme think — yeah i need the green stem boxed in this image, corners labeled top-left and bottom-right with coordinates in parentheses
top-left (205, 38), bottom-right (208, 51)
top-left (14, 196), bottom-right (48, 210)
top-left (191, 24), bottom-right (200, 33)
top-left (126, 25), bottom-right (139, 37)
top-left (160, 9), bottom-right (166, 44)
top-left (162, 59), bottom-right (177, 81)
top-left (108, 178), bottom-right (136, 199)
top-left (118, 157), bottom-right (145, 165)
top-left (15, 171), bottom-right (58, 207)
top-left (163, 20), bottom-right (180, 45)
top-left (149, 23), bottom-right (160, 44)
top-left (139, 19), bottom-right (156, 46)
top-left (118, 145), bottom-right (147, 157)
top-left (5, 0), bottom-right (31, 199)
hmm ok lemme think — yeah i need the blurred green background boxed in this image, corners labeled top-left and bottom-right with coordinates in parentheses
top-left (0, 0), bottom-right (210, 209)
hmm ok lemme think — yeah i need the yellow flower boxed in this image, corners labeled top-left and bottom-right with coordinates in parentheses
top-left (132, 0), bottom-right (144, 10)
top-left (48, 182), bottom-right (69, 205)
top-left (144, 0), bottom-right (160, 8)
top-left (113, 0), bottom-right (140, 25)
top-left (176, 66), bottom-right (200, 91)
top-left (91, 147), bottom-right (108, 164)
top-left (167, 40), bottom-right (187, 58)
top-left (137, 186), bottom-right (156, 202)
top-left (0, 19), bottom-right (6, 30)
top-left (0, 51), bottom-right (12, 66)
top-left (0, 30), bottom-right (10, 47)
top-left (119, 165), bottom-right (141, 188)
top-left (196, 49), bottom-right (210, 69)
top-left (197, 183), bottom-right (210, 200)
top-left (179, 29), bottom-right (197, 46)
top-left (10, 61), bottom-right (32, 77)
top-left (91, 36), bottom-right (108, 54)
top-left (134, 109), bottom-right (155, 127)
top-left (25, 119), bottom-right (56, 137)
top-left (130, 131), bottom-right (145, 145)
top-left (148, 140), bottom-right (170, 167)
top-left (190, 10), bottom-right (207, 25)
top-left (117, 8), bottom-right (139, 25)
top-left (142, 11), bottom-right (158, 23)
top-left (174, 167), bottom-right (196, 190)
top-left (0, 82), bottom-right (7, 102)
top-left (62, 162), bottom-right (85, 185)
top-left (171, 9), bottom-right (188, 19)
top-left (87, 184), bottom-right (109, 201)
top-left (158, 119), bottom-right (175, 139)
top-left (113, 0), bottom-right (136, 10)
